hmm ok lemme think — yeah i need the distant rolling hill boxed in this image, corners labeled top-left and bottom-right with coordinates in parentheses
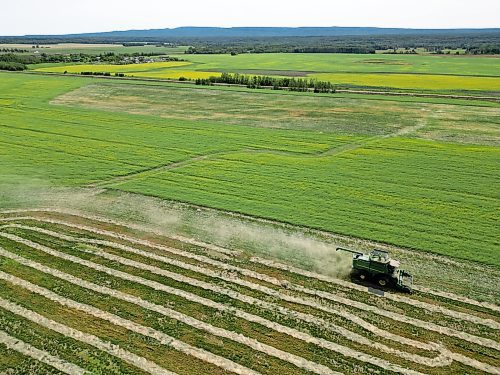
top-left (7, 26), bottom-right (500, 39)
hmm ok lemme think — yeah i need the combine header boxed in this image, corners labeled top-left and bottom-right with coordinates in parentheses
top-left (337, 247), bottom-right (413, 293)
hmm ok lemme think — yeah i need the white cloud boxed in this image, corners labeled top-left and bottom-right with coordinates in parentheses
top-left (1, 0), bottom-right (499, 35)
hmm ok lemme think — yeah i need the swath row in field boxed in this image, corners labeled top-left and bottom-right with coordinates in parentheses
top-left (0, 242), bottom-right (340, 375)
top-left (0, 219), bottom-right (473, 351)
top-left (0, 330), bottom-right (86, 375)
top-left (4, 223), bottom-right (452, 367)
top-left (1, 220), bottom-right (499, 373)
top-left (0, 297), bottom-right (177, 375)
top-left (4, 208), bottom-right (498, 313)
top-left (2, 213), bottom-right (496, 329)
top-left (2, 215), bottom-right (497, 352)
top-left (0, 269), bottom-right (258, 375)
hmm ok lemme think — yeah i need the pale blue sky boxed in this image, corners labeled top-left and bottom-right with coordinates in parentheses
top-left (2, 0), bottom-right (499, 36)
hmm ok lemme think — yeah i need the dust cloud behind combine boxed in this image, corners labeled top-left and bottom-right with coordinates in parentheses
top-left (0, 180), bottom-right (352, 278)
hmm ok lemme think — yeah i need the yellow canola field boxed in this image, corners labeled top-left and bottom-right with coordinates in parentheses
top-left (312, 72), bottom-right (500, 91)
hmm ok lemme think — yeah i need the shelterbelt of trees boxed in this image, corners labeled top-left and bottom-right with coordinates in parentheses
top-left (195, 72), bottom-right (336, 93)
top-left (0, 52), bottom-right (184, 71)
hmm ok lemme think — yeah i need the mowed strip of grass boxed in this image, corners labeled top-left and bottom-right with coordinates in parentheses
top-left (108, 138), bottom-right (500, 266)
top-left (0, 234), bottom-right (379, 375)
top-left (0, 228), bottom-right (486, 374)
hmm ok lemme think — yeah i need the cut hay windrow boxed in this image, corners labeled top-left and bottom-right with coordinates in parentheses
top-left (0, 297), bottom-right (177, 375)
top-left (0, 270), bottom-right (259, 375)
top-left (1, 214), bottom-right (499, 373)
top-left (0, 242), bottom-right (339, 375)
top-left (10, 224), bottom-right (452, 367)
top-left (4, 215), bottom-right (496, 331)
top-left (0, 330), bottom-right (87, 375)
top-left (412, 286), bottom-right (500, 313)
top-left (0, 222), bottom-right (445, 352)
top-left (3, 220), bottom-right (496, 354)
top-left (3, 219), bottom-right (497, 354)
top-left (0, 266), bottom-right (432, 375)
top-left (3, 209), bottom-right (497, 314)
top-left (250, 257), bottom-right (500, 327)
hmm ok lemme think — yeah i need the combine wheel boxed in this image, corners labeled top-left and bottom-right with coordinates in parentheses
top-left (358, 272), bottom-right (368, 281)
top-left (377, 276), bottom-right (389, 287)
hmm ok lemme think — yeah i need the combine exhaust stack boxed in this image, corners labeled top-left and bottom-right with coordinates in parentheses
top-left (337, 247), bottom-right (413, 293)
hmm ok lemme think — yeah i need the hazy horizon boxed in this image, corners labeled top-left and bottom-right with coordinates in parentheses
top-left (2, 0), bottom-right (499, 36)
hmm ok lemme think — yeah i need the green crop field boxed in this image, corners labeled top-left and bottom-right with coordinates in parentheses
top-left (0, 72), bottom-right (499, 266)
top-left (33, 52), bottom-right (500, 91)
top-left (1, 42), bottom-right (500, 375)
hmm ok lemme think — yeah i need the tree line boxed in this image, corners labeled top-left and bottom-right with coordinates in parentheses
top-left (0, 52), bottom-right (185, 71)
top-left (195, 72), bottom-right (336, 93)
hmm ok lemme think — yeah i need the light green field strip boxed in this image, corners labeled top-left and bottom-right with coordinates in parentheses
top-left (2, 215), bottom-right (498, 353)
top-left (0, 297), bottom-right (176, 375)
top-left (0, 330), bottom-right (87, 375)
top-left (0, 269), bottom-right (257, 375)
top-left (4, 224), bottom-right (452, 368)
top-left (0, 238), bottom-right (338, 375)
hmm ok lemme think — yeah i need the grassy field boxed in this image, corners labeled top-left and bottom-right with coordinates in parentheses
top-left (0, 210), bottom-right (498, 374)
top-left (0, 72), bottom-right (498, 266)
top-left (33, 52), bottom-right (500, 91)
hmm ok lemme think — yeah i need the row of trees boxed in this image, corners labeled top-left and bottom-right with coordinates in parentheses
top-left (79, 72), bottom-right (125, 77)
top-left (0, 52), bottom-right (184, 67)
top-left (0, 61), bottom-right (26, 71)
top-left (195, 73), bottom-right (336, 93)
top-left (1, 48), bottom-right (29, 53)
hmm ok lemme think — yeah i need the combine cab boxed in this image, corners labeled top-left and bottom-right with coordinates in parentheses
top-left (337, 247), bottom-right (413, 293)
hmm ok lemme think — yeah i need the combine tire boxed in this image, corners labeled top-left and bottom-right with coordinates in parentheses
top-left (358, 272), bottom-right (368, 281)
top-left (377, 277), bottom-right (389, 287)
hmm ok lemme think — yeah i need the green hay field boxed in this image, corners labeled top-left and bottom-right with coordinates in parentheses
top-left (0, 72), bottom-right (499, 265)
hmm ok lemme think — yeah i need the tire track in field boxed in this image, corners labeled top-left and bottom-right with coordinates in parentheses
top-left (0, 270), bottom-right (258, 375)
top-left (85, 113), bottom-right (428, 188)
top-left (0, 330), bottom-right (87, 375)
top-left (11, 225), bottom-right (451, 371)
top-left (0, 297), bottom-right (176, 375)
top-left (0, 241), bottom-right (338, 375)
top-left (3, 217), bottom-right (496, 351)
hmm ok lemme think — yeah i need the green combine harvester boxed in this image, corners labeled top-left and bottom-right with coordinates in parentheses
top-left (337, 247), bottom-right (413, 293)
